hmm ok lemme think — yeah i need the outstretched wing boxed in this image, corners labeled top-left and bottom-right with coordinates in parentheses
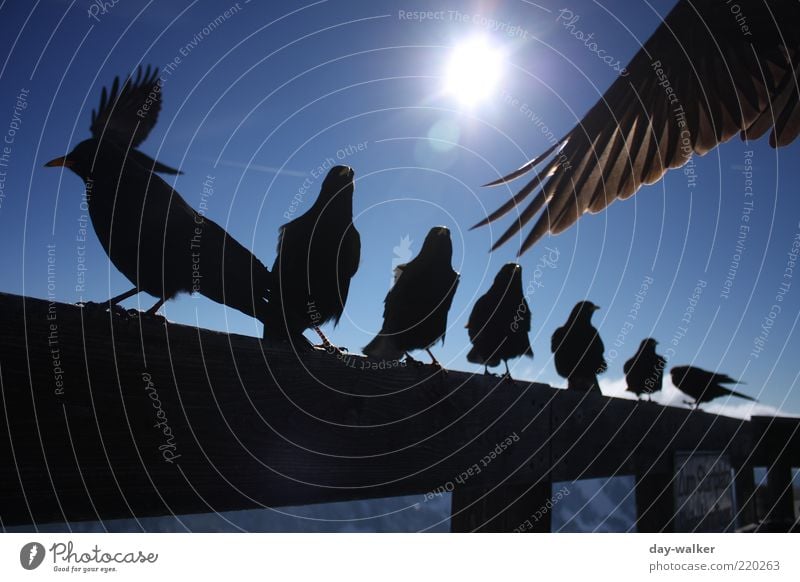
top-left (477, 0), bottom-right (800, 255)
top-left (91, 65), bottom-right (163, 149)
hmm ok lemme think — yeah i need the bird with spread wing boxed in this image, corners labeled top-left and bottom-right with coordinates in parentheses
top-left (45, 66), bottom-right (271, 322)
top-left (475, 0), bottom-right (800, 255)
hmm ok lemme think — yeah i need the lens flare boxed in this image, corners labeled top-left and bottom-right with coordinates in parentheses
top-left (444, 37), bottom-right (504, 106)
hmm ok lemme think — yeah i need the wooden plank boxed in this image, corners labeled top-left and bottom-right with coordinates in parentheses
top-left (0, 293), bottom-right (553, 526)
top-left (450, 480), bottom-right (552, 532)
top-left (750, 416), bottom-right (799, 530)
top-left (0, 292), bottom-right (795, 530)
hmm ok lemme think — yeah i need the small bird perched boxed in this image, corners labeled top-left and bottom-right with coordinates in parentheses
top-left (670, 366), bottom-right (756, 407)
top-left (363, 226), bottom-right (460, 368)
top-left (551, 301), bottom-right (606, 393)
top-left (466, 263), bottom-right (533, 380)
top-left (45, 139), bottom-right (271, 322)
top-left (624, 338), bottom-right (666, 400)
top-left (264, 166), bottom-right (360, 350)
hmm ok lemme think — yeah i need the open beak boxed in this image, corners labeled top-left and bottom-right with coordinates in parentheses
top-left (44, 156), bottom-right (73, 168)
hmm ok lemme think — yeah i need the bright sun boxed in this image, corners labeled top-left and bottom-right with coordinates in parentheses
top-left (444, 37), bottom-right (504, 106)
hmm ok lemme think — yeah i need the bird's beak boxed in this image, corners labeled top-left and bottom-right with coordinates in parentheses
top-left (44, 156), bottom-right (74, 168)
top-left (593, 305), bottom-right (601, 311)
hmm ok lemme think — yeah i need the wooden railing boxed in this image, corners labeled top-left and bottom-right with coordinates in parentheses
top-left (0, 293), bottom-right (797, 531)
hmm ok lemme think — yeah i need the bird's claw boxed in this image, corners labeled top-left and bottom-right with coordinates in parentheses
top-left (430, 362), bottom-right (448, 376)
top-left (320, 343), bottom-right (347, 358)
top-left (77, 301), bottom-right (132, 319)
top-left (143, 311), bottom-right (168, 324)
top-left (404, 354), bottom-right (423, 367)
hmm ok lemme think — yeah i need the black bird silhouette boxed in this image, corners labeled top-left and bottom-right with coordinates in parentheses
top-left (45, 139), bottom-right (271, 321)
top-left (466, 263), bottom-right (533, 380)
top-left (475, 0), bottom-right (800, 255)
top-left (671, 365), bottom-right (756, 407)
top-left (551, 301), bottom-right (606, 393)
top-left (363, 226), bottom-right (459, 368)
top-left (624, 338), bottom-right (666, 400)
top-left (264, 166), bottom-right (360, 350)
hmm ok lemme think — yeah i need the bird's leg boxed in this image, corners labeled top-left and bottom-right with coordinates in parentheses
top-left (109, 287), bottom-right (139, 306)
top-left (426, 349), bottom-right (447, 375)
top-left (312, 325), bottom-right (347, 356)
top-left (78, 287), bottom-right (138, 318)
top-left (502, 361), bottom-right (515, 383)
top-left (143, 298), bottom-right (167, 319)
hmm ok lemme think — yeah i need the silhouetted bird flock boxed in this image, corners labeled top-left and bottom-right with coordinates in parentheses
top-left (44, 0), bottom-right (799, 409)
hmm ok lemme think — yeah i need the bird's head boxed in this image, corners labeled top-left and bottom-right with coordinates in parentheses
top-left (495, 262), bottom-right (523, 287)
top-left (570, 300), bottom-right (600, 321)
top-left (418, 226), bottom-right (453, 261)
top-left (641, 338), bottom-right (658, 350)
top-left (44, 138), bottom-right (122, 180)
top-left (320, 165), bottom-right (355, 200)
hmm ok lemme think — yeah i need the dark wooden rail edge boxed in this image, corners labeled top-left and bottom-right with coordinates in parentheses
top-left (0, 293), bottom-right (797, 531)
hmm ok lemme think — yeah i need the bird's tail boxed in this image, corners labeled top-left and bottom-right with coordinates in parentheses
top-left (723, 387), bottom-right (757, 402)
top-left (363, 335), bottom-right (403, 361)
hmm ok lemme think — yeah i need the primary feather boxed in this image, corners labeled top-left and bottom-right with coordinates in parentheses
top-left (477, 0), bottom-right (800, 255)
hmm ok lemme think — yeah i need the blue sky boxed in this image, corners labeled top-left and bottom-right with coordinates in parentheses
top-left (1, 0), bottom-right (799, 427)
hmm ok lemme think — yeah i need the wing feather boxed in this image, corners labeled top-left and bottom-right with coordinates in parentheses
top-left (480, 0), bottom-right (800, 255)
top-left (91, 65), bottom-right (162, 148)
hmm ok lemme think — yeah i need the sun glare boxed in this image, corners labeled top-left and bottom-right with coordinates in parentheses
top-left (444, 37), bottom-right (504, 106)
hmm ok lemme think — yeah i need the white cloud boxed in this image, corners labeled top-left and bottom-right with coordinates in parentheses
top-left (599, 376), bottom-right (798, 420)
top-left (215, 159), bottom-right (308, 177)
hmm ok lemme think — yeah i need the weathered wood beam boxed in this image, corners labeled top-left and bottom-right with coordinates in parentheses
top-left (0, 292), bottom-right (787, 530)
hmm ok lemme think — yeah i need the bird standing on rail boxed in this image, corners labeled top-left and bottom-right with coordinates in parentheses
top-left (264, 165), bottom-right (361, 351)
top-left (363, 226), bottom-right (459, 369)
top-left (671, 365), bottom-right (756, 407)
top-left (475, 0), bottom-right (800, 255)
top-left (624, 338), bottom-right (666, 400)
top-left (45, 66), bottom-right (271, 322)
top-left (466, 263), bottom-right (533, 380)
top-left (551, 301), bottom-right (606, 393)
